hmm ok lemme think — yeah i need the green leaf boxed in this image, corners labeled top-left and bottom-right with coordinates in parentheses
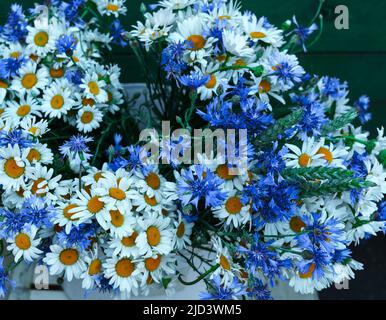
top-left (321, 110), bottom-right (357, 135)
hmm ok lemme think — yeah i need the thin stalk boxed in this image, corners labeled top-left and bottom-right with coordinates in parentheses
top-left (178, 263), bottom-right (220, 286)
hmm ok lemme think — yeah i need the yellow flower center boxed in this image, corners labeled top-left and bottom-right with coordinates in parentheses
top-left (115, 258), bottom-right (134, 277)
top-left (216, 163), bottom-right (233, 180)
top-left (218, 15), bottom-right (231, 20)
top-left (298, 154), bottom-right (311, 167)
top-left (233, 59), bottom-right (246, 67)
top-left (259, 80), bottom-right (271, 93)
top-left (27, 148), bottom-right (41, 162)
top-left (88, 259), bottom-right (102, 276)
top-left (144, 194), bottom-right (157, 207)
top-left (225, 196), bottom-right (242, 215)
top-left (205, 74), bottom-right (217, 89)
top-left (34, 31), bottom-right (49, 47)
top-left (10, 51), bottom-right (20, 59)
top-left (82, 98), bottom-right (95, 107)
top-left (49, 68), bottom-right (64, 78)
top-left (31, 178), bottom-right (48, 197)
top-left (87, 196), bottom-right (104, 214)
top-left (110, 209), bottom-right (124, 227)
top-left (186, 35), bottom-right (206, 51)
top-left (63, 204), bottom-right (79, 221)
top-left (15, 233), bottom-right (31, 250)
top-left (121, 231), bottom-right (138, 247)
top-left (176, 222), bottom-right (185, 238)
top-left (4, 158), bottom-right (25, 178)
top-left (106, 3), bottom-right (119, 11)
top-left (299, 263), bottom-right (316, 279)
top-left (88, 81), bottom-right (100, 95)
top-left (250, 31), bottom-right (266, 39)
top-left (317, 147), bottom-right (333, 163)
top-left (145, 172), bottom-right (161, 190)
top-left (219, 254), bottom-right (231, 270)
top-left (147, 226), bottom-right (161, 246)
top-left (145, 255), bottom-right (161, 272)
top-left (21, 73), bottom-right (37, 89)
top-left (59, 249), bottom-right (79, 266)
top-left (109, 187), bottom-right (126, 200)
top-left (17, 105), bottom-right (31, 117)
top-left (81, 111), bottom-right (94, 124)
top-left (50, 94), bottom-right (65, 110)
top-left (289, 216), bottom-right (306, 233)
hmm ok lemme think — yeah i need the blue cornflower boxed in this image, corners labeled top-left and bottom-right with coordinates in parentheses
top-left (243, 178), bottom-right (298, 224)
top-left (0, 208), bottom-right (27, 238)
top-left (57, 0), bottom-right (86, 26)
top-left (230, 76), bottom-right (251, 103)
top-left (0, 4), bottom-right (28, 42)
top-left (292, 92), bottom-right (327, 140)
top-left (287, 16), bottom-right (318, 52)
top-left (56, 34), bottom-right (78, 56)
top-left (348, 152), bottom-right (368, 178)
top-left (332, 248), bottom-right (353, 264)
top-left (240, 97), bottom-right (273, 134)
top-left (65, 68), bottom-right (84, 85)
top-left (161, 42), bottom-right (188, 80)
top-left (0, 56), bottom-right (26, 79)
top-left (57, 223), bottom-right (96, 251)
top-left (60, 134), bottom-right (93, 162)
top-left (297, 243), bottom-right (332, 280)
top-left (319, 76), bottom-right (348, 100)
top-left (94, 275), bottom-right (118, 295)
top-left (20, 197), bottom-right (55, 229)
top-left (109, 19), bottom-right (128, 47)
top-left (269, 52), bottom-right (304, 89)
top-left (296, 212), bottom-right (346, 254)
top-left (238, 235), bottom-right (291, 284)
top-left (197, 96), bottom-right (245, 129)
top-left (200, 275), bottom-right (247, 300)
top-left (109, 145), bottom-right (144, 173)
top-left (0, 257), bottom-right (15, 298)
top-left (177, 165), bottom-right (227, 209)
top-left (354, 95), bottom-right (371, 125)
top-left (247, 278), bottom-right (273, 300)
top-left (178, 71), bottom-right (210, 89)
top-left (256, 142), bottom-right (288, 184)
top-left (0, 129), bottom-right (32, 148)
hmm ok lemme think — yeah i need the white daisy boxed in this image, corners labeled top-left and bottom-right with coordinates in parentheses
top-left (11, 61), bottom-right (49, 95)
top-left (173, 213), bottom-right (193, 250)
top-left (25, 142), bottom-right (53, 165)
top-left (0, 144), bottom-right (29, 190)
top-left (222, 28), bottom-right (254, 58)
top-left (3, 96), bottom-right (41, 126)
top-left (7, 226), bottom-right (42, 263)
top-left (136, 215), bottom-right (174, 258)
top-left (139, 254), bottom-right (176, 285)
top-left (96, 0), bottom-right (127, 18)
top-left (242, 15), bottom-right (284, 47)
top-left (80, 73), bottom-right (108, 103)
top-left (53, 201), bottom-right (82, 234)
top-left (285, 137), bottom-right (324, 168)
top-left (108, 229), bottom-right (141, 258)
top-left (41, 80), bottom-right (75, 119)
top-left (43, 244), bottom-right (86, 281)
top-left (76, 106), bottom-right (103, 133)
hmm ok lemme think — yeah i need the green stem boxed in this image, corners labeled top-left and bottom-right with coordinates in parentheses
top-left (307, 15), bottom-right (324, 49)
top-left (178, 263), bottom-right (220, 286)
top-left (310, 0), bottom-right (325, 25)
top-left (272, 246), bottom-right (303, 256)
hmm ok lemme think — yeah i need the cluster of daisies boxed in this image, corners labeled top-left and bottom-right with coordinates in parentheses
top-left (130, 0), bottom-right (386, 300)
top-left (0, 1), bottom-right (192, 299)
top-left (0, 1), bottom-right (126, 135)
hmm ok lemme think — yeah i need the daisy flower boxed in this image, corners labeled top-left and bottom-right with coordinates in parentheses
top-left (173, 213), bottom-right (193, 250)
top-left (53, 201), bottom-right (82, 234)
top-left (139, 254), bottom-right (176, 285)
top-left (80, 73), bottom-right (108, 103)
top-left (72, 188), bottom-right (110, 229)
top-left (19, 118), bottom-right (49, 138)
top-left (222, 29), bottom-right (254, 58)
top-left (94, 169), bottom-right (135, 213)
top-left (136, 215), bottom-right (174, 258)
top-left (81, 248), bottom-right (104, 290)
top-left (242, 15), bottom-right (284, 47)
top-left (285, 137), bottom-right (324, 168)
top-left (316, 139), bottom-right (349, 167)
top-left (103, 256), bottom-right (141, 294)
top-left (41, 80), bottom-right (75, 119)
top-left (26, 20), bottom-right (59, 56)
top-left (11, 61), bottom-right (49, 95)
top-left (0, 144), bottom-right (29, 190)
top-left (7, 226), bottom-right (42, 263)
top-left (25, 142), bottom-right (53, 165)
top-left (106, 209), bottom-right (136, 239)
top-left (108, 229), bottom-right (141, 258)
top-left (43, 244), bottom-right (86, 281)
top-left (3, 96), bottom-right (41, 126)
top-left (96, 0), bottom-right (127, 18)
top-left (76, 106), bottom-right (103, 133)
top-left (196, 62), bottom-right (228, 101)
top-left (212, 190), bottom-right (250, 229)
top-left (212, 237), bottom-right (237, 286)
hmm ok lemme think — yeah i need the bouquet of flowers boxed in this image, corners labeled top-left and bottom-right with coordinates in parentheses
top-left (0, 0), bottom-right (385, 301)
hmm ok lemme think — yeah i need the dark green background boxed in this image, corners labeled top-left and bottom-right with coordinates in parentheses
top-left (1, 0), bottom-right (385, 133)
top-left (1, 0), bottom-right (386, 299)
